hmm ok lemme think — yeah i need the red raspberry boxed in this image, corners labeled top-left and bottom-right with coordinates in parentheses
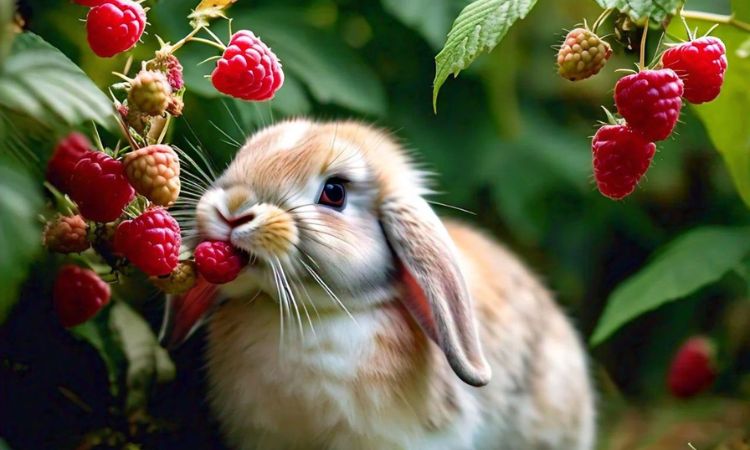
top-left (592, 124), bottom-right (656, 200)
top-left (43, 215), bottom-right (90, 253)
top-left (614, 69), bottom-right (684, 141)
top-left (194, 240), bottom-right (248, 284)
top-left (68, 152), bottom-right (135, 222)
top-left (46, 133), bottom-right (94, 193)
top-left (661, 37), bottom-right (728, 104)
top-left (53, 265), bottom-right (111, 328)
top-left (211, 30), bottom-right (284, 101)
top-left (114, 207), bottom-right (181, 276)
top-left (86, 0), bottom-right (146, 58)
top-left (667, 336), bottom-right (717, 398)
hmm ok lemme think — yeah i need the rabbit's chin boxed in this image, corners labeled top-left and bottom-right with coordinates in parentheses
top-left (217, 262), bottom-right (400, 314)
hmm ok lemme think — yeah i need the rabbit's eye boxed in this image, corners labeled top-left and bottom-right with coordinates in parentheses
top-left (318, 178), bottom-right (346, 209)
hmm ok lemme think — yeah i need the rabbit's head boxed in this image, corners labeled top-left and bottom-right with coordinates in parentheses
top-left (183, 119), bottom-right (490, 386)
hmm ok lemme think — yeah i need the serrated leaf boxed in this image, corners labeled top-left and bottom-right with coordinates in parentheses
top-left (0, 162), bottom-right (43, 323)
top-left (593, 0), bottom-right (683, 23)
top-left (591, 227), bottom-right (750, 345)
top-left (433, 0), bottom-right (539, 111)
top-left (0, 32), bottom-right (117, 131)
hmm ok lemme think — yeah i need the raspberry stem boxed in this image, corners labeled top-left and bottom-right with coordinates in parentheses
top-left (639, 18), bottom-right (649, 70)
top-left (680, 9), bottom-right (750, 33)
top-left (591, 8), bottom-right (613, 34)
top-left (188, 37), bottom-right (226, 50)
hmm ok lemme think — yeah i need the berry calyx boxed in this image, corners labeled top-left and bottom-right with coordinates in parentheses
top-left (86, 0), bottom-right (146, 58)
top-left (123, 144), bottom-right (181, 206)
top-left (614, 69), bottom-right (684, 141)
top-left (46, 133), bottom-right (94, 193)
top-left (667, 336), bottom-right (717, 398)
top-left (68, 151), bottom-right (135, 222)
top-left (661, 36), bottom-right (728, 104)
top-left (128, 70), bottom-right (172, 116)
top-left (150, 261), bottom-right (197, 295)
top-left (114, 207), bottom-right (181, 276)
top-left (147, 52), bottom-right (184, 91)
top-left (211, 30), bottom-right (284, 101)
top-left (43, 215), bottom-right (90, 254)
top-left (194, 240), bottom-right (248, 284)
top-left (53, 265), bottom-right (111, 328)
top-left (592, 124), bottom-right (656, 200)
top-left (557, 27), bottom-right (612, 81)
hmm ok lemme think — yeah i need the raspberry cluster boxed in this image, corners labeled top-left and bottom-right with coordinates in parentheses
top-left (49, 3), bottom-right (283, 329)
top-left (588, 35), bottom-right (726, 200)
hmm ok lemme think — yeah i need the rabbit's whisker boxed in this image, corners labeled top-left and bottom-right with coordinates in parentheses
top-left (299, 258), bottom-right (358, 327)
top-left (269, 261), bottom-right (286, 349)
top-left (275, 256), bottom-right (304, 339)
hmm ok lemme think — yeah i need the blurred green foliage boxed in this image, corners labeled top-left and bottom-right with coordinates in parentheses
top-left (1, 0), bottom-right (750, 448)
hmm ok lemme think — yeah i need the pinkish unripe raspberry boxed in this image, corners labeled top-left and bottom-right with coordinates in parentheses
top-left (557, 28), bottom-right (612, 81)
top-left (147, 52), bottom-right (184, 91)
top-left (123, 144), bottom-right (181, 207)
top-left (43, 215), bottom-right (90, 254)
top-left (128, 70), bottom-right (172, 116)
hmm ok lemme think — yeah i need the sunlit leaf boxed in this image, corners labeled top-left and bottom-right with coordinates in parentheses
top-left (668, 13), bottom-right (750, 208)
top-left (189, 0), bottom-right (237, 28)
top-left (433, 0), bottom-right (539, 111)
top-left (591, 226), bottom-right (750, 345)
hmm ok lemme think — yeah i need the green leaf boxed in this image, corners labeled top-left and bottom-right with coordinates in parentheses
top-left (70, 312), bottom-right (123, 396)
top-left (381, 0), bottom-right (468, 49)
top-left (591, 226), bottom-right (750, 345)
top-left (432, 0), bottom-right (539, 111)
top-left (667, 18), bottom-right (750, 208)
top-left (593, 0), bottom-right (683, 23)
top-left (0, 32), bottom-right (117, 131)
top-left (0, 162), bottom-right (43, 323)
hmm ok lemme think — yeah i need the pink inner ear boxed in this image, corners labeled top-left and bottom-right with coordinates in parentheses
top-left (165, 276), bottom-right (219, 348)
top-left (398, 262), bottom-right (438, 343)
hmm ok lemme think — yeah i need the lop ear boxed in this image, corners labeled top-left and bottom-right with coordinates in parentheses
top-left (381, 194), bottom-right (491, 387)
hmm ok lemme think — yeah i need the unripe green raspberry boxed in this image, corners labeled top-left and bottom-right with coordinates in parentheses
top-left (557, 28), bottom-right (612, 81)
top-left (128, 70), bottom-right (172, 116)
top-left (43, 215), bottom-right (90, 253)
top-left (150, 261), bottom-right (197, 295)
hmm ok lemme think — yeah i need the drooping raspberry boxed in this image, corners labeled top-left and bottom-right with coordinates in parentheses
top-left (147, 52), bottom-right (184, 91)
top-left (46, 133), bottom-right (94, 193)
top-left (661, 36), bottom-right (728, 104)
top-left (53, 265), bottom-right (111, 328)
top-left (151, 261), bottom-right (197, 295)
top-left (211, 30), bottom-right (284, 101)
top-left (114, 207), bottom-right (181, 276)
top-left (667, 336), bottom-right (717, 398)
top-left (43, 215), bottom-right (90, 253)
top-left (592, 124), bottom-right (656, 200)
top-left (86, 0), bottom-right (146, 58)
top-left (557, 28), bottom-right (612, 81)
top-left (128, 70), bottom-right (172, 116)
top-left (166, 96), bottom-right (184, 117)
top-left (194, 240), bottom-right (249, 284)
top-left (68, 152), bottom-right (135, 222)
top-left (614, 69), bottom-right (684, 141)
top-left (123, 144), bottom-right (181, 206)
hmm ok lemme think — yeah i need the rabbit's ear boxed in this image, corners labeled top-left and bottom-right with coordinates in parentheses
top-left (381, 195), bottom-right (491, 387)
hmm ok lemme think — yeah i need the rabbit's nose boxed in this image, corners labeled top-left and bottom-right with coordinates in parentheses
top-left (219, 210), bottom-right (256, 229)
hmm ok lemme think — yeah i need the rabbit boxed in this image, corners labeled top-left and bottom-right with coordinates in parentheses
top-left (167, 119), bottom-right (596, 450)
